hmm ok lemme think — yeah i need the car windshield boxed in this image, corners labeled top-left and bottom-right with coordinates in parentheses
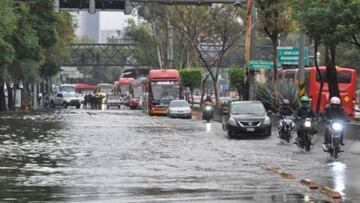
top-left (231, 103), bottom-right (265, 115)
top-left (60, 86), bottom-right (75, 93)
top-left (170, 101), bottom-right (189, 107)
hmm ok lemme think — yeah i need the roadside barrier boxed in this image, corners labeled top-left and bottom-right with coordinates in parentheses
top-left (320, 186), bottom-right (342, 199)
top-left (300, 179), bottom-right (318, 190)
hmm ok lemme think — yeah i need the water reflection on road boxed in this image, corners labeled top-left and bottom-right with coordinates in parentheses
top-left (0, 110), bottom-right (359, 202)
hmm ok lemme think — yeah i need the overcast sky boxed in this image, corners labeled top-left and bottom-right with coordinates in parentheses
top-left (100, 11), bottom-right (136, 30)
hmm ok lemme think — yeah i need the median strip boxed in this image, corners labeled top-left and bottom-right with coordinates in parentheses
top-left (320, 186), bottom-right (342, 199)
top-left (300, 179), bottom-right (318, 190)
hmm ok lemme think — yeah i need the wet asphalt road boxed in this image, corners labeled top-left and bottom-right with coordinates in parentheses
top-left (0, 108), bottom-right (360, 202)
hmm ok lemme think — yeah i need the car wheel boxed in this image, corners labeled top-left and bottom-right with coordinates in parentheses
top-left (228, 130), bottom-right (234, 138)
top-left (63, 103), bottom-right (68, 109)
top-left (76, 104), bottom-right (80, 109)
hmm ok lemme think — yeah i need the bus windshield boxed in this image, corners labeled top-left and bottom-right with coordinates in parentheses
top-left (151, 82), bottom-right (179, 102)
top-left (133, 86), bottom-right (142, 98)
top-left (99, 86), bottom-right (113, 93)
top-left (316, 71), bottom-right (352, 84)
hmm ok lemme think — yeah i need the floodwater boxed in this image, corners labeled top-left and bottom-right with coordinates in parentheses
top-left (0, 109), bottom-right (359, 202)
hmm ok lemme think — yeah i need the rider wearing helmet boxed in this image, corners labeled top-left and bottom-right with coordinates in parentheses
top-left (323, 96), bottom-right (348, 146)
top-left (279, 99), bottom-right (293, 118)
top-left (294, 96), bottom-right (316, 143)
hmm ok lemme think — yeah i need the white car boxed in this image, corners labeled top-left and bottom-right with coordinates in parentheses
top-left (354, 104), bottom-right (360, 120)
top-left (168, 100), bottom-right (192, 119)
top-left (50, 92), bottom-right (81, 109)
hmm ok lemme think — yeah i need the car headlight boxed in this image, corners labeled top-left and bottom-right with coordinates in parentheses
top-left (65, 99), bottom-right (71, 103)
top-left (263, 116), bottom-right (271, 126)
top-left (205, 106), bottom-right (212, 111)
top-left (229, 117), bottom-right (237, 126)
top-left (304, 121), bottom-right (312, 128)
top-left (332, 122), bottom-right (343, 132)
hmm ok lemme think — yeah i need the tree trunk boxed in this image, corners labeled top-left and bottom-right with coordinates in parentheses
top-left (272, 39), bottom-right (279, 104)
top-left (213, 82), bottom-right (219, 108)
top-left (314, 39), bottom-right (323, 113)
top-left (0, 83), bottom-right (6, 111)
top-left (190, 88), bottom-right (194, 107)
top-left (200, 74), bottom-right (210, 107)
top-left (325, 45), bottom-right (339, 98)
top-left (6, 82), bottom-right (14, 110)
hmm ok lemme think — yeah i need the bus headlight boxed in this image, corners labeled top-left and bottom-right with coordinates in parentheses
top-left (205, 106), bottom-right (212, 111)
top-left (332, 122), bottom-right (343, 132)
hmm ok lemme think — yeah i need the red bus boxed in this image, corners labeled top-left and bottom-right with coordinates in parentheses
top-left (144, 69), bottom-right (180, 116)
top-left (116, 78), bottom-right (134, 96)
top-left (279, 66), bottom-right (357, 118)
top-left (129, 77), bottom-right (147, 109)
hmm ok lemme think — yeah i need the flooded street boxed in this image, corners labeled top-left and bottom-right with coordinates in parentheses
top-left (0, 109), bottom-right (360, 202)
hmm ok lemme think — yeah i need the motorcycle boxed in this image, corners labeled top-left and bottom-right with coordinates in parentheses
top-left (202, 103), bottom-right (214, 122)
top-left (278, 116), bottom-right (295, 143)
top-left (296, 117), bottom-right (315, 152)
top-left (323, 120), bottom-right (344, 159)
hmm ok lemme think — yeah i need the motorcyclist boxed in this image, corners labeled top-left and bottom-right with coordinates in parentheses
top-left (203, 93), bottom-right (212, 105)
top-left (294, 96), bottom-right (316, 143)
top-left (323, 96), bottom-right (348, 146)
top-left (278, 99), bottom-right (293, 135)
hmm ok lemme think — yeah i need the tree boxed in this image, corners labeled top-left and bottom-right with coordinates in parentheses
top-left (180, 68), bottom-right (202, 106)
top-left (255, 0), bottom-right (295, 83)
top-left (168, 5), bottom-right (245, 107)
top-left (123, 19), bottom-right (159, 67)
top-left (227, 66), bottom-right (244, 99)
top-left (0, 0), bottom-right (17, 111)
top-left (298, 0), bottom-right (356, 98)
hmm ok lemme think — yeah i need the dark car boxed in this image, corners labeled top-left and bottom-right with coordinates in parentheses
top-left (222, 101), bottom-right (272, 138)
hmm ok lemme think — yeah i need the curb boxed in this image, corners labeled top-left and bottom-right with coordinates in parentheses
top-left (320, 186), bottom-right (342, 199)
top-left (300, 179), bottom-right (318, 190)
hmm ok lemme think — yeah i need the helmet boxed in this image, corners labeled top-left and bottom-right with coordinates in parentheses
top-left (300, 96), bottom-right (310, 107)
top-left (282, 99), bottom-right (290, 105)
top-left (330, 96), bottom-right (341, 106)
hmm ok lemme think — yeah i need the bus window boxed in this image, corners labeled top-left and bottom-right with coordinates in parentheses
top-left (316, 71), bottom-right (351, 83)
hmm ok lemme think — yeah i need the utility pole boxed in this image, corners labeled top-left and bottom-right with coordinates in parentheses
top-left (167, 18), bottom-right (174, 68)
top-left (243, 0), bottom-right (253, 100)
top-left (298, 31), bottom-right (306, 98)
top-left (249, 4), bottom-right (256, 100)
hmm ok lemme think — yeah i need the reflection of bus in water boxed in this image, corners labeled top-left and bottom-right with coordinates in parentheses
top-left (278, 66), bottom-right (357, 118)
top-left (144, 69), bottom-right (180, 115)
top-left (129, 77), bottom-right (147, 109)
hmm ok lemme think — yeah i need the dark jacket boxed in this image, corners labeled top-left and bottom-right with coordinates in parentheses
top-left (279, 106), bottom-right (293, 117)
top-left (324, 106), bottom-right (348, 121)
top-left (295, 107), bottom-right (316, 119)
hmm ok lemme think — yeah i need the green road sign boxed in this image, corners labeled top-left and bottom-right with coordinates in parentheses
top-left (277, 46), bottom-right (309, 65)
top-left (248, 60), bottom-right (278, 69)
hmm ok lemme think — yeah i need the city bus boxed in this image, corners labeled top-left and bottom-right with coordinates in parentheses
top-left (96, 83), bottom-right (115, 97)
top-left (117, 78), bottom-right (134, 95)
top-left (143, 69), bottom-right (180, 116)
top-left (129, 77), bottom-right (147, 109)
top-left (278, 66), bottom-right (357, 118)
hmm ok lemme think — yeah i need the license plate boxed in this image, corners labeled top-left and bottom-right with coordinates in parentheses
top-left (246, 128), bottom-right (255, 132)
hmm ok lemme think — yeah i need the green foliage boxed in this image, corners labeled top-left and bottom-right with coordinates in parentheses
top-left (0, 0), bottom-right (17, 68)
top-left (255, 80), bottom-right (299, 111)
top-left (227, 66), bottom-right (244, 98)
top-left (180, 68), bottom-right (202, 91)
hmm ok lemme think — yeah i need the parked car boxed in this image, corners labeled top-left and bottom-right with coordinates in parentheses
top-left (222, 101), bottom-right (272, 138)
top-left (168, 100), bottom-right (192, 119)
top-left (106, 95), bottom-right (122, 109)
top-left (50, 92), bottom-right (81, 109)
top-left (354, 103), bottom-right (360, 120)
